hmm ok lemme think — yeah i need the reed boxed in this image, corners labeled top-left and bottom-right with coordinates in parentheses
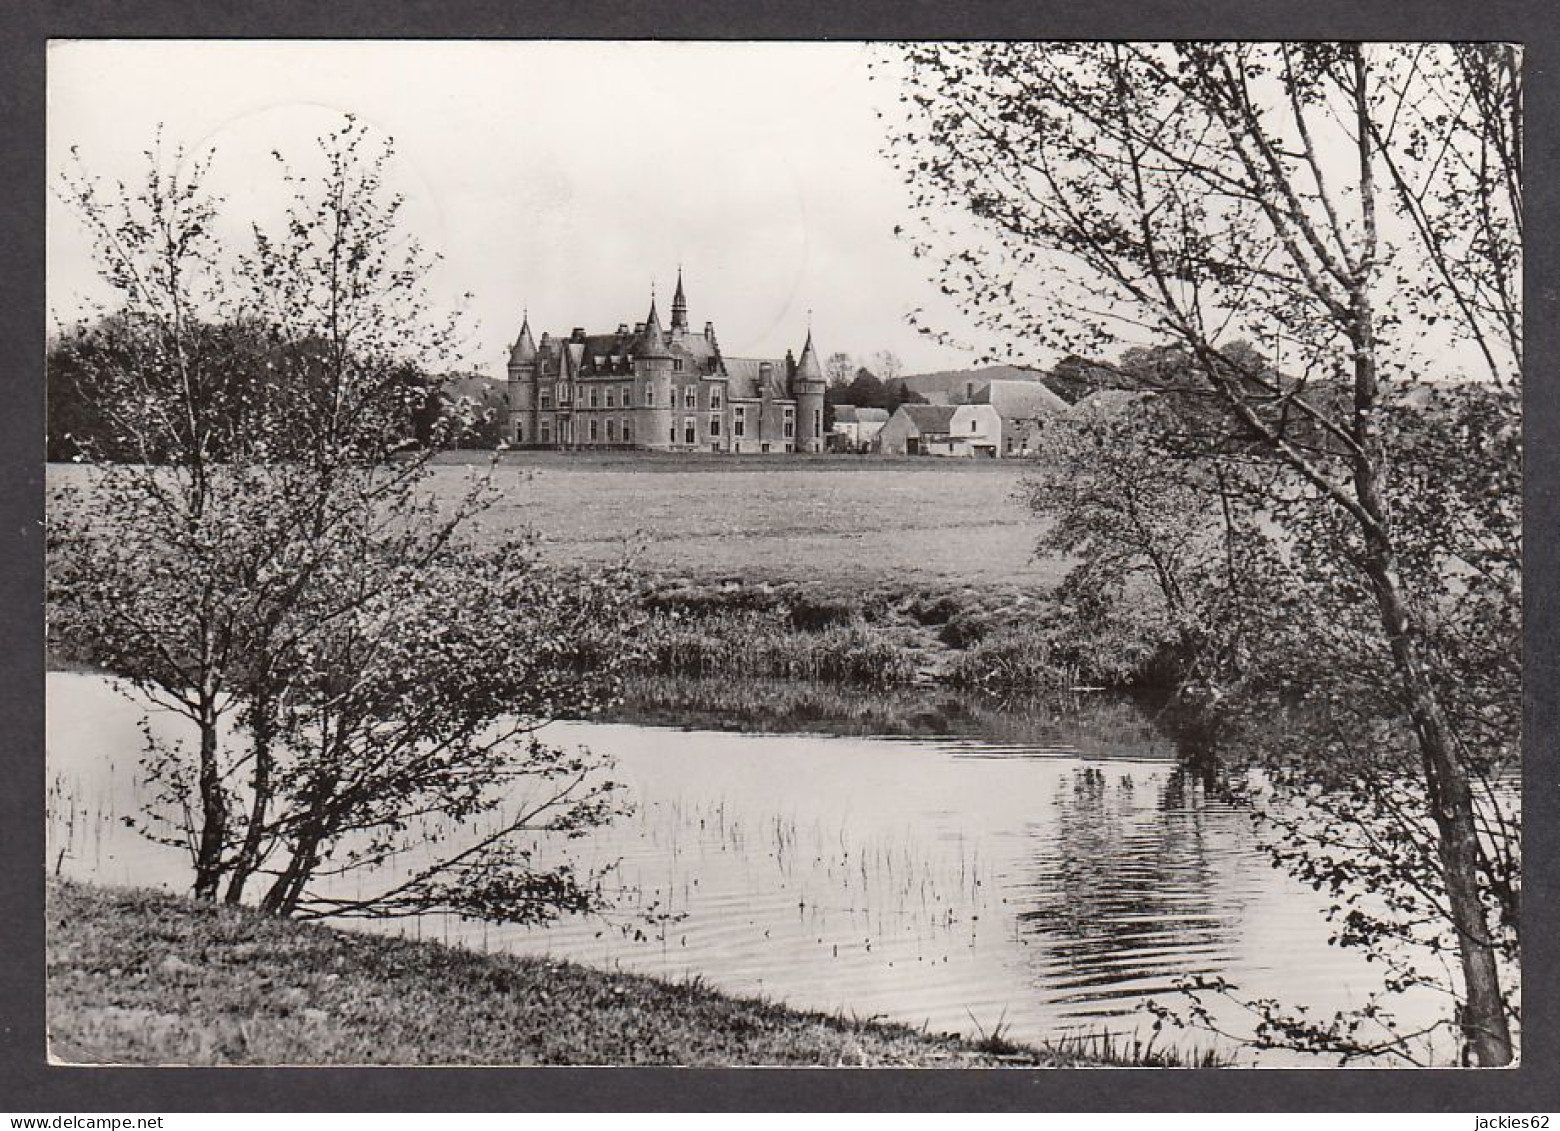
top-left (638, 610), bottom-right (919, 686)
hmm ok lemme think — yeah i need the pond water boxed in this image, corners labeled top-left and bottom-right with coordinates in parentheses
top-left (46, 671), bottom-right (1449, 1066)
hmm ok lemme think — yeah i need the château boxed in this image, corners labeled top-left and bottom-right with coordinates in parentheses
top-left (506, 272), bottom-right (826, 453)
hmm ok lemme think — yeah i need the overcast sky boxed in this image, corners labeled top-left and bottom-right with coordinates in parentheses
top-left (47, 40), bottom-right (987, 377)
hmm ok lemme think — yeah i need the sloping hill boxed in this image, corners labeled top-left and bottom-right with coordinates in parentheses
top-left (896, 364), bottom-right (1049, 404)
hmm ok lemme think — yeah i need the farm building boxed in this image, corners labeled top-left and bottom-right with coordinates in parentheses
top-left (969, 379), bottom-right (1070, 456)
top-left (829, 405), bottom-right (890, 452)
top-left (876, 403), bottom-right (1003, 457)
top-left (505, 271), bottom-right (826, 453)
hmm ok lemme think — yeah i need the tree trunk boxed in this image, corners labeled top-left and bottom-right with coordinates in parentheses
top-left (191, 704), bottom-right (226, 901)
top-left (224, 712), bottom-right (274, 904)
top-left (260, 829), bottom-right (321, 917)
top-left (1361, 552), bottom-right (1514, 1066)
top-left (1344, 49), bottom-right (1510, 1063)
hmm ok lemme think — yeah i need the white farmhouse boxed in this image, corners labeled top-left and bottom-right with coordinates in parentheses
top-left (876, 403), bottom-right (1003, 457)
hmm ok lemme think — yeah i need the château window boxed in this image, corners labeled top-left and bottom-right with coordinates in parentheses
top-left (733, 406), bottom-right (746, 438)
top-left (817, 409), bottom-right (824, 437)
top-left (710, 388), bottom-right (722, 411)
top-left (971, 419), bottom-right (978, 432)
top-left (589, 387), bottom-right (600, 409)
top-left (605, 387), bottom-right (616, 409)
top-left (709, 415), bottom-right (720, 437)
top-left (674, 358), bottom-right (684, 372)
top-left (783, 407), bottom-right (795, 439)
top-left (540, 390), bottom-right (553, 410)
top-left (540, 420), bottom-right (553, 444)
top-left (515, 421), bottom-right (525, 443)
top-left (644, 384), bottom-right (654, 406)
top-left (606, 418), bottom-right (617, 442)
top-left (683, 417), bottom-right (696, 445)
top-left (683, 386), bottom-right (697, 409)
top-left (624, 419), bottom-right (634, 443)
top-left (589, 418), bottom-right (599, 442)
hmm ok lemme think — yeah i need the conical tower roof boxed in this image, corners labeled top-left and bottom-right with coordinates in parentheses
top-left (795, 329), bottom-right (824, 382)
top-left (637, 297), bottom-right (672, 358)
top-left (508, 313), bottom-right (537, 366)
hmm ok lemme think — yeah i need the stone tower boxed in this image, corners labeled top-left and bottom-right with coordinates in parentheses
top-left (632, 296), bottom-right (676, 451)
top-left (792, 329), bottom-right (827, 453)
top-left (506, 312), bottom-right (537, 445)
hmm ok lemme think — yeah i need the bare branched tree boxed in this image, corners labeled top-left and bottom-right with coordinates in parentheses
top-left (49, 117), bottom-right (639, 924)
top-left (883, 42), bottom-right (1520, 1065)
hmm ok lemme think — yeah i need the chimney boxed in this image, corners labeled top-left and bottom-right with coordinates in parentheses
top-left (617, 323), bottom-right (629, 335)
top-left (571, 327), bottom-right (586, 341)
top-left (634, 322), bottom-right (645, 333)
top-left (704, 321), bottom-right (715, 341)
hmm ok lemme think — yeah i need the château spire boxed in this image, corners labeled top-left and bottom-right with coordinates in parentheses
top-left (795, 327), bottom-right (823, 382)
top-left (509, 310), bottom-right (537, 365)
top-left (637, 295), bottom-right (672, 357)
top-left (671, 267), bottom-right (689, 332)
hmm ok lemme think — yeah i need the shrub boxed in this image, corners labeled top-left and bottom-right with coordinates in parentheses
top-left (786, 593), bottom-right (860, 631)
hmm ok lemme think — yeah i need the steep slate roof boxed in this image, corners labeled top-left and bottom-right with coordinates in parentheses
top-left (794, 331), bottom-right (824, 382)
top-left (508, 316), bottom-right (537, 366)
top-left (636, 299), bottom-right (672, 358)
top-left (834, 405), bottom-right (888, 425)
top-left (895, 404), bottom-right (960, 433)
top-left (725, 357), bottom-right (793, 401)
top-left (973, 379), bottom-right (1069, 418)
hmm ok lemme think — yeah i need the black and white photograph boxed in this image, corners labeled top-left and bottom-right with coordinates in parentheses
top-left (39, 37), bottom-right (1525, 1073)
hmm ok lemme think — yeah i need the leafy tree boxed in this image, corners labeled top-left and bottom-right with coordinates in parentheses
top-left (885, 42), bottom-right (1521, 1064)
top-left (844, 367), bottom-right (888, 411)
top-left (824, 350), bottom-right (854, 388)
top-left (871, 350), bottom-right (903, 382)
top-left (884, 378), bottom-right (928, 413)
top-left (48, 118), bottom-right (636, 923)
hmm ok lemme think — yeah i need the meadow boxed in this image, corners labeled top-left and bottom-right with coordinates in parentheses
top-left (435, 450), bottom-right (1063, 593)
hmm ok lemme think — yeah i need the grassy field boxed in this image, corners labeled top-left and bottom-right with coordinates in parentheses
top-left (47, 452), bottom-right (1062, 595)
top-left (438, 450), bottom-right (1063, 592)
top-left (46, 878), bottom-right (1220, 1067)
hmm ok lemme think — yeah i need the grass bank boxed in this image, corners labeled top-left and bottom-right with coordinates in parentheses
top-left (635, 576), bottom-right (1176, 693)
top-left (47, 879), bottom-right (1220, 1067)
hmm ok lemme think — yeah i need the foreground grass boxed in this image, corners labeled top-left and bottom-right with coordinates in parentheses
top-left (47, 879), bottom-right (1220, 1067)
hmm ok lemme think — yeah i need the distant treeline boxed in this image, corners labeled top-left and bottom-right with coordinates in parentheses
top-left (45, 314), bottom-right (492, 462)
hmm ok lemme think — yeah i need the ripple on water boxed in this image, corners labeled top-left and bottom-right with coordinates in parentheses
top-left (46, 671), bottom-right (1456, 1065)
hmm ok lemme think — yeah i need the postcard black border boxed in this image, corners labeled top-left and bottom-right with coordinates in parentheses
top-left (4, 0), bottom-right (1557, 1114)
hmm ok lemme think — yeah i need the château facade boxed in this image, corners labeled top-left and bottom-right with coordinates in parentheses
top-left (506, 273), bottom-right (826, 453)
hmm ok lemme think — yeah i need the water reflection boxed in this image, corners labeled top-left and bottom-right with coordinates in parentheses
top-left (613, 672), bottom-right (1180, 758)
top-left (46, 670), bottom-right (1437, 1065)
top-left (1013, 768), bottom-right (1243, 1023)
